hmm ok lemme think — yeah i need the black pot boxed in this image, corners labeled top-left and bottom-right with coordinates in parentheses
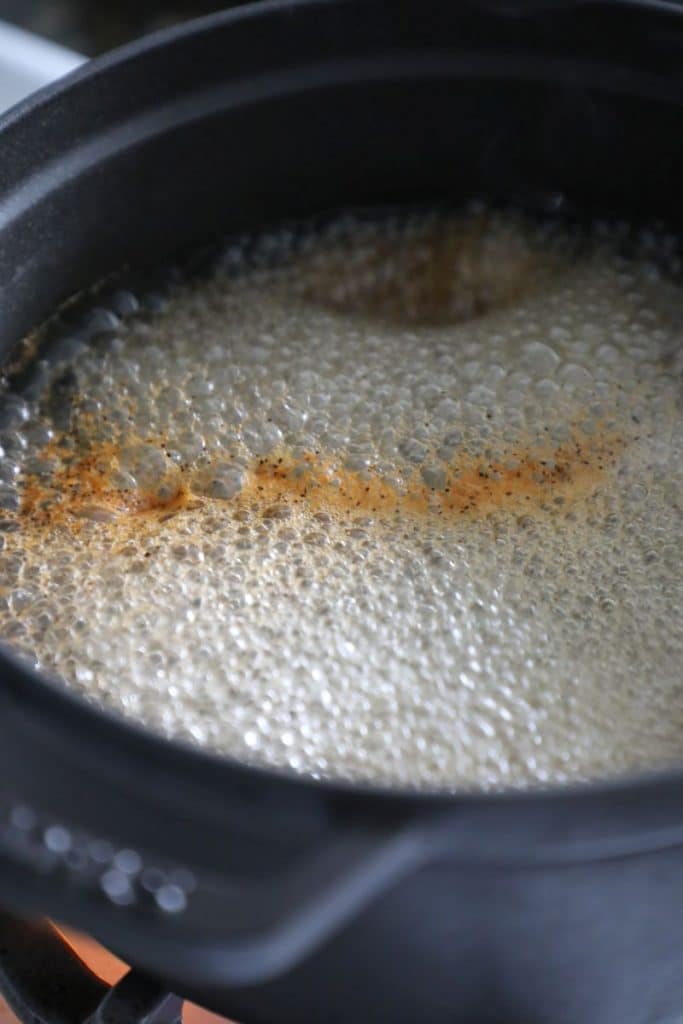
top-left (0, 2), bottom-right (681, 1022)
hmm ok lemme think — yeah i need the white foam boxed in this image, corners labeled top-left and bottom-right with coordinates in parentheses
top-left (0, 206), bottom-right (681, 790)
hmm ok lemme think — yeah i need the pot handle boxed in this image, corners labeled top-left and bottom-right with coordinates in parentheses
top-left (0, 791), bottom-right (454, 991)
top-left (191, 821), bottom-right (443, 985)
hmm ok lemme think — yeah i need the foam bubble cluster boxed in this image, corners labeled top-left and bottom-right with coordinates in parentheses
top-left (0, 205), bottom-right (681, 790)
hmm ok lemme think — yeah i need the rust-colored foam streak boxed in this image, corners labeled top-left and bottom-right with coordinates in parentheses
top-left (15, 427), bottom-right (623, 537)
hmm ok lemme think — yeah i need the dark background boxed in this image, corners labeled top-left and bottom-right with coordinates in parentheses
top-left (0, 1), bottom-right (238, 55)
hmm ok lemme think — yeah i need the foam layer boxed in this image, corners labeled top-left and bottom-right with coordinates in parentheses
top-left (0, 205), bottom-right (681, 790)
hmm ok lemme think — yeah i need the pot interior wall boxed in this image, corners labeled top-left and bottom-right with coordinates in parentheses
top-left (0, 2), bottom-right (681, 357)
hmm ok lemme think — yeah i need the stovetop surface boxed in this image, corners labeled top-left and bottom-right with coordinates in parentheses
top-left (0, 0), bottom-right (234, 55)
top-left (0, 926), bottom-right (236, 1023)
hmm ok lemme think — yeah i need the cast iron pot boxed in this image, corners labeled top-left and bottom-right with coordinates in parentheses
top-left (0, 1), bottom-right (681, 1022)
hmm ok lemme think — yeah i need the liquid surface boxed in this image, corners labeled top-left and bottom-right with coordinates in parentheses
top-left (0, 206), bottom-right (681, 790)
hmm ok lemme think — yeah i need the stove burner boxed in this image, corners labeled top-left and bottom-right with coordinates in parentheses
top-left (0, 910), bottom-right (182, 1023)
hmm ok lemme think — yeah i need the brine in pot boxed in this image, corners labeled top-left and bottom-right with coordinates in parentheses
top-left (0, 204), bottom-right (681, 790)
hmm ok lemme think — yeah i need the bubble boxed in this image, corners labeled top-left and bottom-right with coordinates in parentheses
top-left (0, 206), bottom-right (680, 792)
top-left (0, 396), bottom-right (30, 430)
top-left (243, 422), bottom-right (284, 456)
top-left (110, 290), bottom-right (140, 318)
top-left (557, 363), bottom-right (594, 390)
top-left (0, 488), bottom-right (20, 512)
top-left (421, 465), bottom-right (446, 489)
top-left (84, 308), bottom-right (120, 339)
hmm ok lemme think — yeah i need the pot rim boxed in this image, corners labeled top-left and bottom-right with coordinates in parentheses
top-left (0, 0), bottom-right (680, 841)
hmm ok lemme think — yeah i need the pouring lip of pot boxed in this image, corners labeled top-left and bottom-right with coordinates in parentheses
top-left (0, 1), bottom-right (680, 972)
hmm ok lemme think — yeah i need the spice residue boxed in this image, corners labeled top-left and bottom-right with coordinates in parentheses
top-left (16, 426), bottom-right (623, 538)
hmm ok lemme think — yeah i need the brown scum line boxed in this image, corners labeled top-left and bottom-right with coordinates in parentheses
top-left (13, 426), bottom-right (625, 541)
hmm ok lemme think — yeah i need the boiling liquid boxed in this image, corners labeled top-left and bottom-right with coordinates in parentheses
top-left (0, 207), bottom-right (681, 789)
